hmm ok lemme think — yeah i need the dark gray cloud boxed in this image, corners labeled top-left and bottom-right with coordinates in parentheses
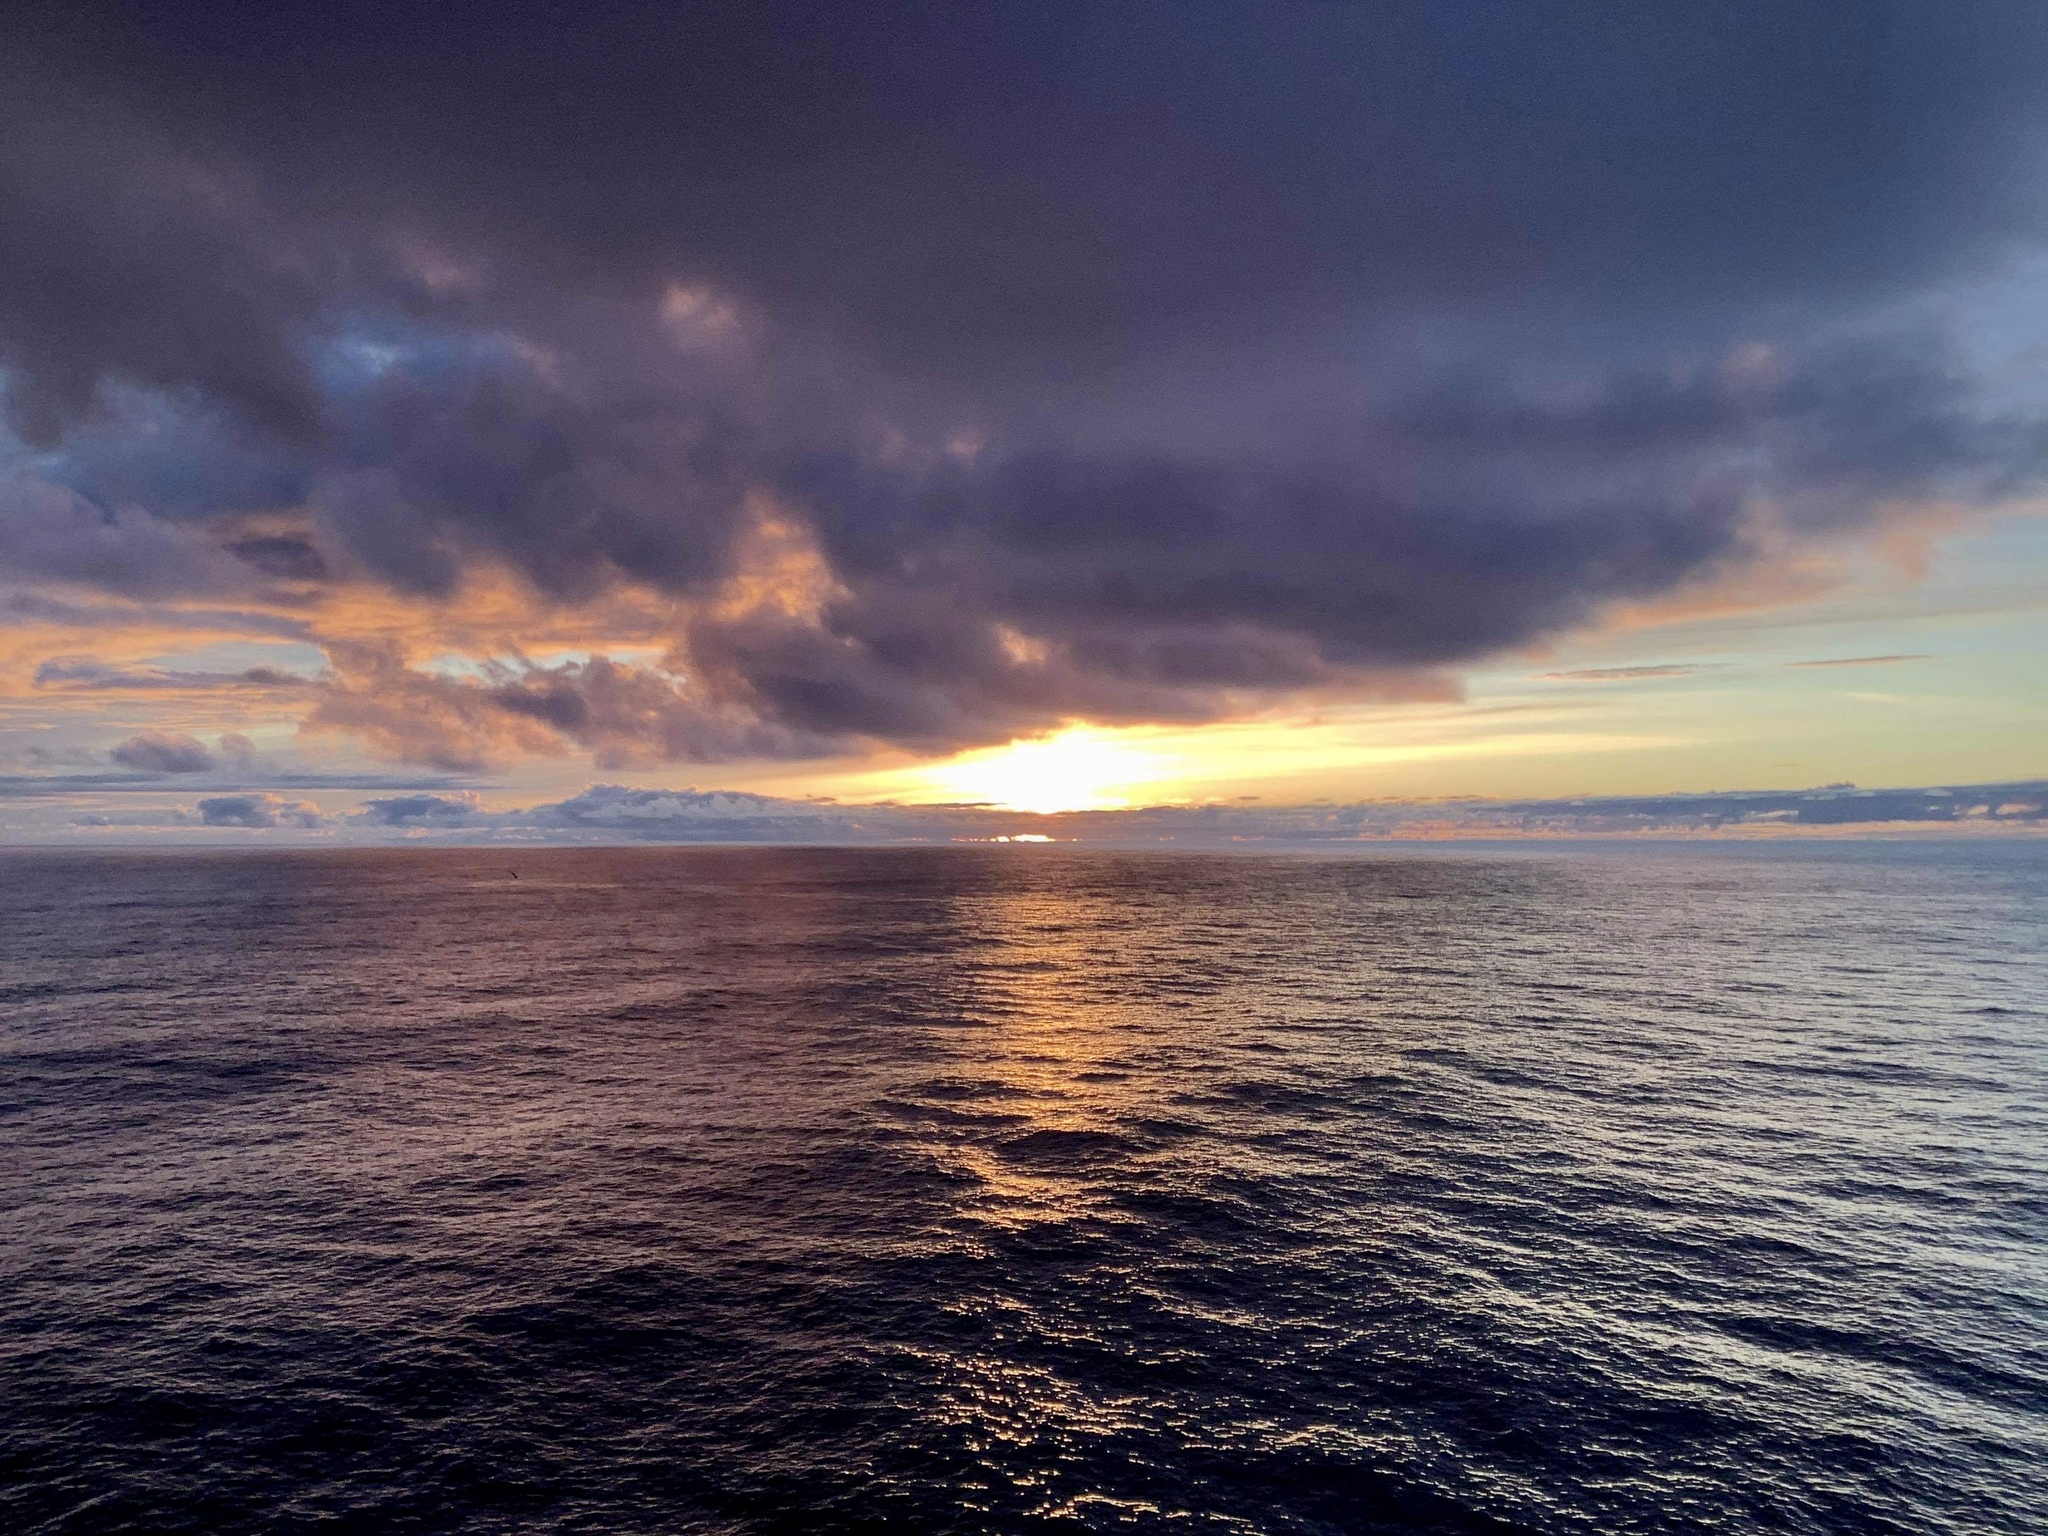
top-left (5, 2), bottom-right (2048, 762)
top-left (17, 2), bottom-right (2045, 380)
top-left (110, 730), bottom-right (215, 773)
top-left (0, 70), bottom-right (325, 446)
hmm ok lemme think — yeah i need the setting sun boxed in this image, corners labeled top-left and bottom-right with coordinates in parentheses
top-left (908, 727), bottom-right (1175, 813)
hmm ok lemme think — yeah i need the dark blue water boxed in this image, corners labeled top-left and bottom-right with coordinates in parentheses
top-left (3, 842), bottom-right (2044, 1534)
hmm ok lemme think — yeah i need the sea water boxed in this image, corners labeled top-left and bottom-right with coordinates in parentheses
top-left (3, 842), bottom-right (2043, 1533)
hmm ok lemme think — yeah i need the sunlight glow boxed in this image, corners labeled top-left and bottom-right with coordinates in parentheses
top-left (759, 702), bottom-right (1700, 810)
top-left (910, 727), bottom-right (1176, 813)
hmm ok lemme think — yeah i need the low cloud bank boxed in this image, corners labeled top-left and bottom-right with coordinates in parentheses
top-left (336, 779), bottom-right (2048, 845)
top-left (196, 793), bottom-right (328, 829)
top-left (74, 791), bottom-right (331, 830)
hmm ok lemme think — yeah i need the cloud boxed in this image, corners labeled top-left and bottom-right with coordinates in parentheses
top-left (110, 730), bottom-right (216, 773)
top-left (487, 778), bottom-right (2048, 842)
top-left (356, 791), bottom-right (481, 826)
top-left (0, 588), bottom-right (315, 643)
top-left (72, 808), bottom-right (193, 829)
top-left (195, 792), bottom-right (328, 828)
top-left (0, 68), bottom-right (323, 445)
top-left (515, 784), bottom-right (861, 839)
top-left (302, 643), bottom-right (833, 772)
top-left (52, 776), bottom-right (2048, 842)
top-left (0, 468), bottom-right (254, 599)
top-left (35, 659), bottom-right (317, 691)
top-left (0, 770), bottom-right (478, 798)
top-left (4, 4), bottom-right (2048, 766)
top-left (1538, 665), bottom-right (1710, 682)
top-left (327, 778), bottom-right (2047, 845)
top-left (221, 533), bottom-right (327, 581)
top-left (1786, 654), bottom-right (1936, 668)
top-left (15, 3), bottom-right (2047, 405)
top-left (70, 793), bottom-right (327, 830)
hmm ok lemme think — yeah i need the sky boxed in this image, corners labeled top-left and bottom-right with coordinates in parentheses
top-left (1, 1), bottom-right (2045, 842)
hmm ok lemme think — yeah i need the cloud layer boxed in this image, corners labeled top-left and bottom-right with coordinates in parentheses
top-left (63, 779), bottom-right (2048, 845)
top-left (5, 3), bottom-right (2048, 769)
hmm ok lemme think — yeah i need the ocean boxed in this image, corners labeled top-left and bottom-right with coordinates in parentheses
top-left (2, 842), bottom-right (2043, 1534)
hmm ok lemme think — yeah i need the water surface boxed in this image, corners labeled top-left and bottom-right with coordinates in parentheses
top-left (3, 843), bottom-right (2043, 1533)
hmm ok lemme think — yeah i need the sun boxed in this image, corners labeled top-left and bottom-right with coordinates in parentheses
top-left (911, 726), bottom-right (1174, 814)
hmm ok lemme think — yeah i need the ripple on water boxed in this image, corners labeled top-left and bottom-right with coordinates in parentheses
top-left (1, 841), bottom-right (2044, 1534)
